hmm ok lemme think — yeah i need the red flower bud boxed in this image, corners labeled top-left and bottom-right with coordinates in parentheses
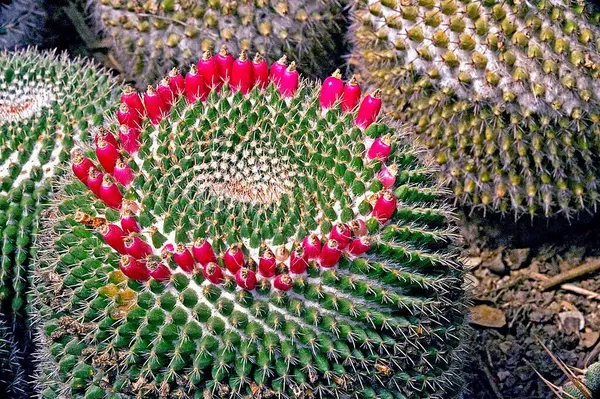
top-left (367, 135), bottom-right (392, 162)
top-left (185, 65), bottom-right (208, 103)
top-left (224, 245), bottom-right (245, 274)
top-left (278, 62), bottom-right (299, 98)
top-left (95, 128), bottom-right (118, 148)
top-left (347, 237), bottom-right (371, 256)
top-left (274, 274), bottom-right (293, 291)
top-left (355, 89), bottom-right (382, 129)
top-left (329, 223), bottom-right (352, 249)
top-left (319, 239), bottom-right (342, 268)
top-left (302, 234), bottom-right (321, 260)
top-left (149, 261), bottom-right (171, 282)
top-left (319, 69), bottom-right (344, 109)
top-left (192, 238), bottom-right (217, 265)
top-left (120, 85), bottom-right (145, 117)
top-left (348, 219), bottom-right (368, 237)
top-left (113, 159), bottom-right (134, 187)
top-left (95, 138), bottom-right (119, 174)
top-left (99, 175), bottom-right (123, 209)
top-left (203, 262), bottom-right (224, 284)
top-left (235, 268), bottom-right (257, 290)
top-left (290, 247), bottom-right (309, 274)
top-left (258, 248), bottom-right (276, 277)
top-left (341, 75), bottom-right (361, 112)
top-left (98, 223), bottom-right (126, 254)
top-left (252, 53), bottom-right (269, 89)
top-left (120, 255), bottom-right (150, 281)
top-left (378, 165), bottom-right (397, 189)
top-left (119, 125), bottom-right (141, 155)
top-left (197, 50), bottom-right (220, 90)
top-left (87, 169), bottom-right (103, 197)
top-left (168, 68), bottom-right (185, 95)
top-left (117, 103), bottom-right (142, 129)
top-left (157, 77), bottom-right (175, 109)
top-left (216, 45), bottom-right (234, 84)
top-left (124, 234), bottom-right (154, 259)
top-left (71, 152), bottom-right (97, 185)
top-left (120, 212), bottom-right (140, 234)
top-left (372, 191), bottom-right (397, 223)
top-left (231, 50), bottom-right (253, 94)
top-left (161, 243), bottom-right (174, 255)
top-left (174, 244), bottom-right (195, 273)
top-left (144, 85), bottom-right (168, 125)
top-left (269, 55), bottom-right (287, 86)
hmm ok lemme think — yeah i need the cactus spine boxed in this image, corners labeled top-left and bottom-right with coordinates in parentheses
top-left (0, 0), bottom-right (46, 49)
top-left (350, 0), bottom-right (600, 217)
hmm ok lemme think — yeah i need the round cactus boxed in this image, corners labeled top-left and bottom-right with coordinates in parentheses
top-left (88, 0), bottom-right (343, 87)
top-left (350, 0), bottom-right (600, 217)
top-left (0, 48), bottom-right (115, 395)
top-left (0, 0), bottom-right (46, 49)
top-left (32, 56), bottom-right (466, 398)
top-left (558, 361), bottom-right (600, 399)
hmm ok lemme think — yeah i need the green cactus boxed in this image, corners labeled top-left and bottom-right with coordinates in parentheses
top-left (0, 49), bottom-right (115, 395)
top-left (558, 362), bottom-right (600, 399)
top-left (0, 0), bottom-right (46, 49)
top-left (88, 0), bottom-right (343, 87)
top-left (350, 0), bottom-right (600, 218)
top-left (31, 56), bottom-right (467, 398)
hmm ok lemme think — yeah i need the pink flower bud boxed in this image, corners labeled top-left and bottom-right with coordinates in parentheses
top-left (117, 103), bottom-right (141, 129)
top-left (231, 50), bottom-right (253, 94)
top-left (120, 255), bottom-right (150, 281)
top-left (216, 45), bottom-right (234, 84)
top-left (269, 55), bottom-right (287, 86)
top-left (71, 152), bottom-right (97, 185)
top-left (144, 85), bottom-right (168, 125)
top-left (168, 68), bottom-right (186, 95)
top-left (235, 268), bottom-right (257, 290)
top-left (95, 138), bottom-right (119, 174)
top-left (355, 90), bottom-right (382, 129)
top-left (149, 261), bottom-right (171, 282)
top-left (203, 262), bottom-right (224, 284)
top-left (348, 219), bottom-right (368, 237)
top-left (278, 62), bottom-right (299, 98)
top-left (252, 53), bottom-right (269, 89)
top-left (161, 243), bottom-right (174, 255)
top-left (378, 165), bottom-right (397, 189)
top-left (124, 234), bottom-right (154, 259)
top-left (192, 238), bottom-right (216, 265)
top-left (197, 50), bottom-right (220, 90)
top-left (87, 169), bottom-right (103, 197)
top-left (157, 77), bottom-right (175, 109)
top-left (258, 248), bottom-right (276, 277)
top-left (119, 125), bottom-right (141, 155)
top-left (274, 274), bottom-right (293, 291)
top-left (290, 247), bottom-right (309, 274)
top-left (302, 234), bottom-right (321, 260)
top-left (372, 191), bottom-right (397, 223)
top-left (341, 75), bottom-right (361, 112)
top-left (224, 245), bottom-right (245, 274)
top-left (120, 212), bottom-right (140, 234)
top-left (95, 128), bottom-right (118, 148)
top-left (319, 239), bottom-right (342, 268)
top-left (329, 223), bottom-right (352, 249)
top-left (174, 244), bottom-right (195, 273)
top-left (98, 223), bottom-right (126, 254)
top-left (347, 237), bottom-right (371, 256)
top-left (367, 135), bottom-right (392, 162)
top-left (99, 175), bottom-right (123, 209)
top-left (113, 159), bottom-right (134, 187)
top-left (120, 85), bottom-right (145, 117)
top-left (319, 69), bottom-right (344, 109)
top-left (185, 65), bottom-right (208, 103)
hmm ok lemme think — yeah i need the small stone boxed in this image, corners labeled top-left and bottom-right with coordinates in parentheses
top-left (558, 310), bottom-right (585, 335)
top-left (464, 256), bottom-right (482, 269)
top-left (503, 248), bottom-right (530, 270)
top-left (482, 250), bottom-right (507, 275)
top-left (497, 370), bottom-right (511, 381)
top-left (581, 329), bottom-right (599, 348)
top-left (470, 304), bottom-right (507, 328)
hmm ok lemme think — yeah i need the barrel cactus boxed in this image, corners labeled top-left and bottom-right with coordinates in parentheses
top-left (32, 54), bottom-right (466, 398)
top-left (0, 0), bottom-right (46, 49)
top-left (0, 49), bottom-right (114, 395)
top-left (88, 0), bottom-right (343, 87)
top-left (350, 0), bottom-right (600, 218)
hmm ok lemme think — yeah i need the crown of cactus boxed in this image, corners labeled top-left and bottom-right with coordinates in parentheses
top-left (32, 54), bottom-right (466, 399)
top-left (559, 361), bottom-right (600, 399)
top-left (0, 49), bottom-right (114, 395)
top-left (89, 0), bottom-right (343, 87)
top-left (350, 0), bottom-right (600, 217)
top-left (0, 0), bottom-right (46, 49)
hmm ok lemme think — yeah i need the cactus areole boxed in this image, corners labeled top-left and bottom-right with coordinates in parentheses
top-left (34, 53), bottom-right (465, 398)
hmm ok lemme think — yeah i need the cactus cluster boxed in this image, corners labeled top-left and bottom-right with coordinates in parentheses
top-left (558, 361), bottom-right (600, 399)
top-left (0, 0), bottom-right (46, 49)
top-left (32, 54), bottom-right (466, 398)
top-left (350, 0), bottom-right (600, 217)
top-left (88, 0), bottom-right (343, 87)
top-left (0, 49), bottom-right (114, 395)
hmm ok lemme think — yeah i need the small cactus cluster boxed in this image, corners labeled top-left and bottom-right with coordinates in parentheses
top-left (31, 54), bottom-right (467, 398)
top-left (88, 0), bottom-right (343, 86)
top-left (0, 49), bottom-right (114, 395)
top-left (559, 361), bottom-right (600, 399)
top-left (350, 0), bottom-right (600, 217)
top-left (0, 0), bottom-right (46, 49)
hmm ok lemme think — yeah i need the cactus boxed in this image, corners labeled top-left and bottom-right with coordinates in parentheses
top-left (0, 49), bottom-right (115, 396)
top-left (557, 361), bottom-right (599, 398)
top-left (31, 55), bottom-right (467, 398)
top-left (88, 0), bottom-right (343, 87)
top-left (350, 0), bottom-right (600, 218)
top-left (0, 0), bottom-right (46, 49)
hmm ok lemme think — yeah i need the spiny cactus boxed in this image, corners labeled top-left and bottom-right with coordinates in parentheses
top-left (88, 0), bottom-right (343, 87)
top-left (31, 55), bottom-right (467, 398)
top-left (0, 48), bottom-right (115, 396)
top-left (350, 0), bottom-right (600, 218)
top-left (552, 361), bottom-right (599, 398)
top-left (0, 0), bottom-right (46, 49)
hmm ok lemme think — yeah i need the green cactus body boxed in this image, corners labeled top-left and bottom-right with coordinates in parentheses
top-left (350, 0), bottom-right (600, 217)
top-left (32, 57), bottom-right (466, 398)
top-left (89, 0), bottom-right (342, 86)
top-left (0, 49), bottom-right (114, 394)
